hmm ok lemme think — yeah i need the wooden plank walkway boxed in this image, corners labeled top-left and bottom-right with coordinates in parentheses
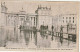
top-left (56, 32), bottom-right (76, 35)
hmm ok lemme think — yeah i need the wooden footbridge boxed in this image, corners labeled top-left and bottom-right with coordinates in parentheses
top-left (56, 24), bottom-right (76, 42)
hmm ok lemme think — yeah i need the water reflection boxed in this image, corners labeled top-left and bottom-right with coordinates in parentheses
top-left (5, 29), bottom-right (76, 48)
top-left (37, 31), bottom-right (51, 48)
top-left (33, 31), bottom-right (37, 46)
top-left (23, 31), bottom-right (30, 45)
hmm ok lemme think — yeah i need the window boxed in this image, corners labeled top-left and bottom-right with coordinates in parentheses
top-left (63, 17), bottom-right (64, 19)
top-left (73, 17), bottom-right (74, 19)
top-left (69, 17), bottom-right (71, 19)
top-left (31, 17), bottom-right (32, 20)
top-left (34, 17), bottom-right (35, 21)
top-left (34, 17), bottom-right (35, 25)
top-left (34, 22), bottom-right (35, 25)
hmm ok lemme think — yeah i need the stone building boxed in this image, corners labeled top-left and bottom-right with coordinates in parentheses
top-left (27, 13), bottom-right (37, 28)
top-left (1, 2), bottom-right (38, 43)
top-left (35, 5), bottom-right (52, 31)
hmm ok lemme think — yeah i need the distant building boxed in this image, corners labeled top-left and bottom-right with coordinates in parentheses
top-left (58, 14), bottom-right (77, 26)
top-left (56, 14), bottom-right (77, 33)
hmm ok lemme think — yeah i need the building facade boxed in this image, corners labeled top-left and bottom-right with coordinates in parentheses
top-left (56, 14), bottom-right (77, 34)
top-left (27, 13), bottom-right (37, 28)
top-left (1, 2), bottom-right (37, 42)
top-left (35, 5), bottom-right (52, 30)
top-left (58, 14), bottom-right (77, 26)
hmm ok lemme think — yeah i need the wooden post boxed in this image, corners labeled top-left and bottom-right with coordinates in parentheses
top-left (51, 25), bottom-right (54, 40)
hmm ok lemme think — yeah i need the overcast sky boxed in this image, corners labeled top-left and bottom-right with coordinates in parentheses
top-left (1, 1), bottom-right (79, 16)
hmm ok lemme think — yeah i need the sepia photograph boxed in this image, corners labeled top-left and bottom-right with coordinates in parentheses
top-left (0, 0), bottom-right (79, 52)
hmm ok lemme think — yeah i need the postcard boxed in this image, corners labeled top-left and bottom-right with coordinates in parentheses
top-left (0, 0), bottom-right (79, 52)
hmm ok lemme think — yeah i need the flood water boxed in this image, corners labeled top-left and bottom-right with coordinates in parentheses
top-left (0, 28), bottom-right (76, 48)
top-left (6, 30), bottom-right (75, 48)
